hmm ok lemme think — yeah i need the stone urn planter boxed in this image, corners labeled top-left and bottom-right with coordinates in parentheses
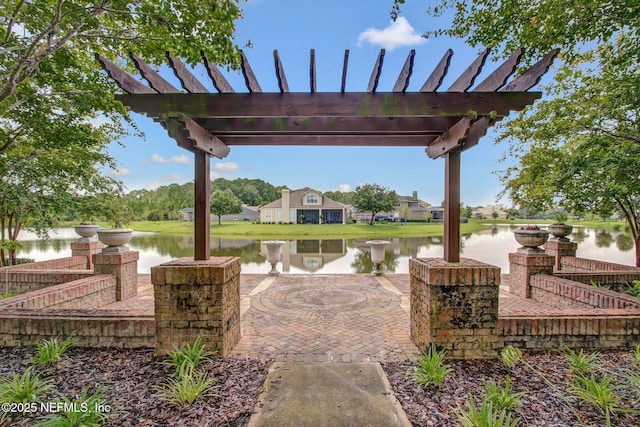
top-left (263, 240), bottom-right (286, 276)
top-left (513, 227), bottom-right (549, 254)
top-left (97, 228), bottom-right (133, 253)
top-left (74, 224), bottom-right (100, 241)
top-left (547, 223), bottom-right (573, 241)
top-left (366, 240), bottom-right (390, 276)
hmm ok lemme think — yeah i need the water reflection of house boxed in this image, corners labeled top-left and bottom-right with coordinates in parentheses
top-left (259, 188), bottom-right (347, 224)
top-left (260, 239), bottom-right (347, 272)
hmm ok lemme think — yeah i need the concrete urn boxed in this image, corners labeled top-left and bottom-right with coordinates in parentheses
top-left (366, 240), bottom-right (390, 276)
top-left (74, 224), bottom-right (100, 241)
top-left (97, 228), bottom-right (133, 252)
top-left (513, 229), bottom-right (549, 254)
top-left (547, 224), bottom-right (573, 241)
top-left (263, 240), bottom-right (286, 276)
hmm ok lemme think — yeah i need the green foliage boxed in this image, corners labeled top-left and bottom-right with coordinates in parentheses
top-left (32, 336), bottom-right (73, 367)
top-left (0, 291), bottom-right (16, 299)
top-left (37, 387), bottom-right (111, 427)
top-left (410, 346), bottom-right (452, 390)
top-left (569, 374), bottom-right (620, 426)
top-left (633, 345), bottom-right (640, 370)
top-left (210, 189), bottom-right (244, 225)
top-left (562, 346), bottom-right (600, 377)
top-left (500, 345), bottom-right (523, 368)
top-left (626, 281), bottom-right (640, 298)
top-left (483, 375), bottom-right (524, 411)
top-left (161, 337), bottom-right (215, 374)
top-left (0, 366), bottom-right (52, 404)
top-left (454, 396), bottom-right (519, 427)
top-left (352, 183), bottom-right (398, 225)
top-left (155, 363), bottom-right (218, 406)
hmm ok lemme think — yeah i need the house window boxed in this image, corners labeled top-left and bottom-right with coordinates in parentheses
top-left (265, 211), bottom-right (272, 221)
top-left (306, 194), bottom-right (319, 204)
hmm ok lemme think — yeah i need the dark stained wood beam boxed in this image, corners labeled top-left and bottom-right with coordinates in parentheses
top-left (447, 48), bottom-right (490, 92)
top-left (240, 51), bottom-right (262, 93)
top-left (473, 48), bottom-right (523, 92)
top-left (129, 53), bottom-right (179, 93)
top-left (367, 49), bottom-right (385, 92)
top-left (200, 116), bottom-right (458, 134)
top-left (194, 150), bottom-right (210, 260)
top-left (502, 49), bottom-right (560, 92)
top-left (166, 52), bottom-right (209, 93)
top-left (273, 50), bottom-right (290, 93)
top-left (392, 49), bottom-right (415, 93)
top-left (444, 150), bottom-right (461, 262)
top-left (420, 49), bottom-right (453, 92)
top-left (425, 115), bottom-right (472, 159)
top-left (459, 116), bottom-right (491, 152)
top-left (341, 50), bottom-right (349, 93)
top-left (214, 135), bottom-right (439, 146)
top-left (95, 54), bottom-right (155, 94)
top-left (201, 51), bottom-right (235, 93)
top-left (162, 116), bottom-right (230, 158)
top-left (309, 49), bottom-right (317, 93)
top-left (116, 92), bottom-right (542, 119)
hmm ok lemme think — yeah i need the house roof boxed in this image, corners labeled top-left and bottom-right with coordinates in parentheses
top-left (261, 188), bottom-right (347, 209)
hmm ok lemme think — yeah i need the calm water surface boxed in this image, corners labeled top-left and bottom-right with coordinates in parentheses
top-left (12, 225), bottom-right (637, 274)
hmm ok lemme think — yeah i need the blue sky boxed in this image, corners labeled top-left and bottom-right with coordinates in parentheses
top-left (107, 0), bottom-right (548, 207)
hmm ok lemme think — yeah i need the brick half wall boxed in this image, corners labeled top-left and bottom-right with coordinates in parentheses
top-left (2, 270), bottom-right (94, 295)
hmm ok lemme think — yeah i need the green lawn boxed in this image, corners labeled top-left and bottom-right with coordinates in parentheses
top-left (130, 220), bottom-right (491, 239)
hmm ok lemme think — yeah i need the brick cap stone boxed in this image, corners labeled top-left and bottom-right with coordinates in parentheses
top-left (93, 251), bottom-right (140, 264)
top-left (410, 257), bottom-right (501, 286)
top-left (154, 256), bottom-right (239, 268)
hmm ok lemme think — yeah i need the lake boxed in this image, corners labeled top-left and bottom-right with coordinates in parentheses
top-left (11, 224), bottom-right (637, 274)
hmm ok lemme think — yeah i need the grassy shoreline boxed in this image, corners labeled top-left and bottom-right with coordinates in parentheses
top-left (128, 220), bottom-right (492, 239)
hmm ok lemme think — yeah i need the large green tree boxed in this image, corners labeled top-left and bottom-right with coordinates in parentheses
top-left (210, 189), bottom-right (243, 225)
top-left (352, 183), bottom-right (398, 225)
top-left (0, 1), bottom-right (244, 262)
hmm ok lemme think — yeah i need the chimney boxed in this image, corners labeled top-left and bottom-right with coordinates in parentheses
top-left (412, 191), bottom-right (418, 201)
top-left (282, 189), bottom-right (290, 223)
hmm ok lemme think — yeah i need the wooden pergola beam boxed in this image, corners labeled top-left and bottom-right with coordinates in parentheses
top-left (448, 48), bottom-right (490, 92)
top-left (341, 50), bottom-right (349, 93)
top-left (392, 49), bottom-right (415, 93)
top-left (201, 52), bottom-right (235, 93)
top-left (421, 49), bottom-right (453, 92)
top-left (129, 53), bottom-right (178, 93)
top-left (310, 49), bottom-right (316, 93)
top-left (166, 52), bottom-right (209, 93)
top-left (367, 49), bottom-right (385, 92)
top-left (116, 92), bottom-right (541, 119)
top-left (214, 135), bottom-right (438, 146)
top-left (240, 51), bottom-right (262, 93)
top-left (274, 49), bottom-right (290, 93)
top-left (444, 150), bottom-right (461, 262)
top-left (95, 54), bottom-right (155, 94)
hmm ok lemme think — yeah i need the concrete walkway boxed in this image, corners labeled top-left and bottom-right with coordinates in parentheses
top-left (247, 362), bottom-right (411, 427)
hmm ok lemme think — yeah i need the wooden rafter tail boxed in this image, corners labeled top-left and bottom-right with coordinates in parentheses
top-left (273, 50), bottom-right (290, 93)
top-left (129, 52), bottom-right (178, 94)
top-left (157, 118), bottom-right (198, 153)
top-left (425, 115), bottom-right (473, 159)
top-left (502, 48), bottom-right (560, 92)
top-left (367, 49), bottom-right (385, 93)
top-left (95, 53), bottom-right (155, 94)
top-left (166, 52), bottom-right (208, 93)
top-left (310, 49), bottom-right (316, 93)
top-left (459, 117), bottom-right (490, 152)
top-left (473, 48), bottom-right (523, 92)
top-left (420, 49), bottom-right (453, 92)
top-left (240, 51), bottom-right (262, 93)
top-left (341, 50), bottom-right (349, 93)
top-left (163, 115), bottom-right (230, 158)
top-left (447, 48), bottom-right (490, 92)
top-left (392, 49), bottom-right (415, 93)
top-left (201, 51), bottom-right (235, 93)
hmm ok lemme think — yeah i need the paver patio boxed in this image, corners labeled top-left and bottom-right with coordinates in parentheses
top-left (97, 273), bottom-right (566, 362)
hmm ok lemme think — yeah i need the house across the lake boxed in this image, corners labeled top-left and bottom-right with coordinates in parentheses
top-left (259, 188), bottom-right (348, 224)
top-left (178, 206), bottom-right (260, 222)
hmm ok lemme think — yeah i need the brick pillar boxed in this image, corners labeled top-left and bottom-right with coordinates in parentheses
top-left (151, 257), bottom-right (241, 356)
top-left (544, 239), bottom-right (578, 272)
top-left (409, 258), bottom-right (500, 359)
top-left (70, 241), bottom-right (104, 269)
top-left (93, 251), bottom-right (139, 301)
top-left (508, 252), bottom-right (554, 298)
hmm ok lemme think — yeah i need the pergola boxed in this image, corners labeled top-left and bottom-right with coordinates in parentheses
top-left (97, 47), bottom-right (557, 263)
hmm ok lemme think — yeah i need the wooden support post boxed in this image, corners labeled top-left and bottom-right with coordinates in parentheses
top-left (194, 151), bottom-right (210, 260)
top-left (444, 150), bottom-right (460, 262)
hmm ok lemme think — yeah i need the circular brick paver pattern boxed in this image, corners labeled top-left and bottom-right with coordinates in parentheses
top-left (230, 274), bottom-right (419, 362)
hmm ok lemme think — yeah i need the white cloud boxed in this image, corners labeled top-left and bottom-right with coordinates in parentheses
top-left (145, 181), bottom-right (160, 190)
top-left (160, 174), bottom-right (181, 182)
top-left (210, 171), bottom-right (231, 180)
top-left (335, 184), bottom-right (352, 192)
top-left (110, 168), bottom-right (132, 177)
top-left (151, 153), bottom-right (191, 164)
top-left (357, 17), bottom-right (426, 51)
top-left (213, 162), bottom-right (240, 171)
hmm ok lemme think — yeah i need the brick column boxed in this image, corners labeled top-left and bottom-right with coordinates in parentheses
top-left (508, 252), bottom-right (554, 298)
top-left (151, 257), bottom-right (241, 356)
top-left (409, 258), bottom-right (500, 359)
top-left (70, 241), bottom-right (104, 270)
top-left (93, 251), bottom-right (139, 300)
top-left (544, 240), bottom-right (578, 272)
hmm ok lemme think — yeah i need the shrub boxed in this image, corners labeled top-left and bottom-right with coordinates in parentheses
top-left (483, 375), bottom-right (525, 411)
top-left (562, 346), bottom-right (600, 377)
top-left (37, 387), bottom-right (111, 427)
top-left (161, 337), bottom-right (215, 374)
top-left (0, 366), bottom-right (52, 404)
top-left (410, 346), bottom-right (452, 390)
top-left (155, 363), bottom-right (218, 406)
top-left (32, 336), bottom-right (73, 367)
top-left (569, 374), bottom-right (620, 427)
top-left (455, 397), bottom-right (519, 427)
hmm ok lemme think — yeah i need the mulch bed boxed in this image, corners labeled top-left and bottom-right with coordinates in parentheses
top-left (0, 347), bottom-right (270, 427)
top-left (382, 350), bottom-right (640, 427)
